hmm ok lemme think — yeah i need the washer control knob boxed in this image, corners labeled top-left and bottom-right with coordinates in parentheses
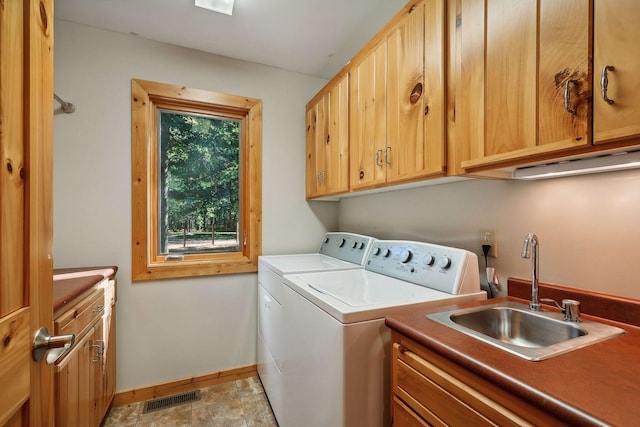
top-left (351, 241), bottom-right (358, 249)
top-left (324, 237), bottom-right (329, 244)
top-left (372, 247), bottom-right (381, 256)
top-left (338, 238), bottom-right (346, 247)
top-left (400, 250), bottom-right (413, 263)
top-left (358, 242), bottom-right (365, 250)
top-left (423, 254), bottom-right (435, 266)
top-left (437, 256), bottom-right (451, 269)
top-left (382, 249), bottom-right (391, 258)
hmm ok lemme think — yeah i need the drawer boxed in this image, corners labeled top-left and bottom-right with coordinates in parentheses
top-left (55, 288), bottom-right (105, 340)
top-left (392, 396), bottom-right (436, 427)
top-left (393, 343), bottom-right (530, 427)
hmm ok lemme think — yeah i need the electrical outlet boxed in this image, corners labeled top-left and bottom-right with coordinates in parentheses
top-left (481, 229), bottom-right (498, 258)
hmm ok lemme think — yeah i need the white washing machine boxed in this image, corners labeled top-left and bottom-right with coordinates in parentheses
top-left (257, 232), bottom-right (376, 425)
top-left (280, 240), bottom-right (487, 427)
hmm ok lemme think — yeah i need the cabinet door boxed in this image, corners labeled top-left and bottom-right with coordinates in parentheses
top-left (305, 76), bottom-right (349, 198)
top-left (305, 98), bottom-right (326, 198)
top-left (463, 0), bottom-right (590, 171)
top-left (594, 0), bottom-right (640, 143)
top-left (538, 1), bottom-right (590, 147)
top-left (387, 0), bottom-right (446, 184)
top-left (90, 321), bottom-right (105, 425)
top-left (350, 42), bottom-right (387, 190)
top-left (102, 304), bottom-right (116, 418)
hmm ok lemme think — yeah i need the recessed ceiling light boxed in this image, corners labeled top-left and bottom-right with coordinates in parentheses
top-left (195, 0), bottom-right (235, 16)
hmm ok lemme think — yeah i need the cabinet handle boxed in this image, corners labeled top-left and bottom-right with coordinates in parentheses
top-left (384, 146), bottom-right (392, 165)
top-left (93, 305), bottom-right (105, 313)
top-left (564, 79), bottom-right (578, 115)
top-left (600, 65), bottom-right (615, 105)
top-left (91, 340), bottom-right (105, 363)
top-left (90, 345), bottom-right (102, 363)
top-left (376, 149), bottom-right (383, 167)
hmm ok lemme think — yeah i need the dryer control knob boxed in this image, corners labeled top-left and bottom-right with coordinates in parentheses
top-left (372, 247), bottom-right (381, 256)
top-left (338, 238), bottom-right (346, 247)
top-left (382, 249), bottom-right (391, 258)
top-left (423, 254), bottom-right (435, 266)
top-left (400, 250), bottom-right (413, 263)
top-left (351, 241), bottom-right (358, 249)
top-left (358, 242), bottom-right (365, 250)
top-left (437, 256), bottom-right (451, 269)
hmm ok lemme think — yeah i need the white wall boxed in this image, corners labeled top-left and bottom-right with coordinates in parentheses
top-left (339, 171), bottom-right (640, 300)
top-left (53, 20), bottom-right (338, 392)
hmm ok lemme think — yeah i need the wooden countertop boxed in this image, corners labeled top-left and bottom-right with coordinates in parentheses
top-left (53, 266), bottom-right (118, 312)
top-left (386, 294), bottom-right (640, 426)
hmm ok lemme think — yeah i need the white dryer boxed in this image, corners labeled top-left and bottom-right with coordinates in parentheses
top-left (257, 232), bottom-right (375, 425)
top-left (280, 240), bottom-right (487, 427)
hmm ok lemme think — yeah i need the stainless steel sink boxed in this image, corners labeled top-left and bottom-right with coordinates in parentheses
top-left (427, 301), bottom-right (626, 361)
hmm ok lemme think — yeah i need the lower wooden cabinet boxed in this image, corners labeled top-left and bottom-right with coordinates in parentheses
top-left (390, 333), bottom-right (567, 427)
top-left (55, 279), bottom-right (116, 426)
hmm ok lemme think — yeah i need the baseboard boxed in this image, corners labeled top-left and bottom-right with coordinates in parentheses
top-left (111, 364), bottom-right (258, 407)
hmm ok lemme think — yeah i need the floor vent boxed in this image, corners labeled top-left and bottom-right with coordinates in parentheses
top-left (142, 390), bottom-right (201, 414)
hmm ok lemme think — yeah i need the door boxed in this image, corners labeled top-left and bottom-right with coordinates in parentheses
top-left (0, 0), bottom-right (55, 426)
top-left (349, 41), bottom-right (387, 191)
top-left (386, 0), bottom-right (446, 184)
top-left (593, 0), bottom-right (640, 144)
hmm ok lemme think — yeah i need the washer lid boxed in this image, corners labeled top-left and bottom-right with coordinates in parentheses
top-left (259, 253), bottom-right (363, 276)
top-left (284, 270), bottom-right (485, 323)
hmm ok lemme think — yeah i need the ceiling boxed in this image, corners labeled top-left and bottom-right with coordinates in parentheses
top-left (55, 0), bottom-right (407, 79)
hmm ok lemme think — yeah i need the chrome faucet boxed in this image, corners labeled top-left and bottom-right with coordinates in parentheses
top-left (521, 233), bottom-right (541, 311)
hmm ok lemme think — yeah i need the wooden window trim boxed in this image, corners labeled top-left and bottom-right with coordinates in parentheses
top-left (131, 78), bottom-right (262, 281)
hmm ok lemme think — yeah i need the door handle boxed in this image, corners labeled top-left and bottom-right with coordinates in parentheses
top-left (564, 79), bottom-right (578, 115)
top-left (33, 327), bottom-right (75, 364)
top-left (600, 65), bottom-right (615, 105)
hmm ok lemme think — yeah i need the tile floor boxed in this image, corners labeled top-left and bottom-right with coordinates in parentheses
top-left (101, 376), bottom-right (278, 427)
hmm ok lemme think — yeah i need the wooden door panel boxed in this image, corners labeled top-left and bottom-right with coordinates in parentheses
top-left (1, 0), bottom-right (54, 425)
top-left (305, 104), bottom-right (319, 197)
top-left (594, 0), bottom-right (640, 143)
top-left (0, 1), bottom-right (28, 425)
top-left (324, 76), bottom-right (349, 194)
top-left (349, 43), bottom-right (387, 190)
top-left (422, 0), bottom-right (446, 176)
top-left (387, 3), bottom-right (425, 183)
top-left (0, 309), bottom-right (30, 426)
top-left (485, 0), bottom-right (537, 156)
top-left (538, 0), bottom-right (590, 146)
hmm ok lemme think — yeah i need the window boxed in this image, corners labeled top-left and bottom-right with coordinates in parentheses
top-left (131, 79), bottom-right (262, 280)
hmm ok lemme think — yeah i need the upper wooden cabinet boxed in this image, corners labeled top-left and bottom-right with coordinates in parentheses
top-left (305, 75), bottom-right (350, 198)
top-left (350, 0), bottom-right (446, 191)
top-left (593, 0), bottom-right (640, 144)
top-left (460, 0), bottom-right (591, 172)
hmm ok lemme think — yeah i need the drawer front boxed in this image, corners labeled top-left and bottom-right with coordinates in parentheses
top-left (392, 396), bottom-right (438, 427)
top-left (393, 343), bottom-right (530, 427)
top-left (257, 266), bottom-right (285, 303)
top-left (55, 288), bottom-right (105, 339)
